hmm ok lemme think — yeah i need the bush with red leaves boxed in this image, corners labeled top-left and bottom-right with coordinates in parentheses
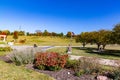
top-left (34, 52), bottom-right (68, 71)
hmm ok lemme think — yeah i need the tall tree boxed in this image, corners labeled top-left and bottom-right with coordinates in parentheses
top-left (112, 24), bottom-right (120, 44)
top-left (76, 32), bottom-right (90, 47)
top-left (89, 30), bottom-right (111, 50)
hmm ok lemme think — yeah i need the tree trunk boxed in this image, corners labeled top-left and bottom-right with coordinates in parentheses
top-left (82, 42), bottom-right (86, 47)
top-left (102, 44), bottom-right (106, 50)
top-left (97, 43), bottom-right (101, 50)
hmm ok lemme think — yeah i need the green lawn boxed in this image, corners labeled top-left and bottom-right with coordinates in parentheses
top-left (0, 51), bottom-right (54, 80)
top-left (47, 45), bottom-right (120, 60)
top-left (0, 51), bottom-right (8, 56)
top-left (0, 61), bottom-right (54, 80)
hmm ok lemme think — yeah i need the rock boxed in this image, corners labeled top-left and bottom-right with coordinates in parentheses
top-left (97, 75), bottom-right (108, 80)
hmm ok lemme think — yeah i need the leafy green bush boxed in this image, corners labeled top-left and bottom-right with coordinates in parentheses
top-left (8, 48), bottom-right (35, 65)
top-left (111, 61), bottom-right (120, 80)
top-left (111, 69), bottom-right (120, 80)
top-left (73, 57), bottom-right (102, 76)
top-left (34, 52), bottom-right (68, 71)
top-left (65, 59), bottom-right (78, 69)
top-left (0, 47), bottom-right (12, 51)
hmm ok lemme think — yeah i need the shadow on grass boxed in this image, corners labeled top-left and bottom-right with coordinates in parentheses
top-left (73, 47), bottom-right (120, 57)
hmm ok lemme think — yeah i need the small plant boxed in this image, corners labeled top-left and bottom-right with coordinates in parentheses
top-left (109, 62), bottom-right (120, 80)
top-left (0, 47), bottom-right (12, 51)
top-left (8, 48), bottom-right (35, 65)
top-left (34, 52), bottom-right (68, 71)
top-left (19, 39), bottom-right (26, 44)
top-left (111, 69), bottom-right (120, 80)
top-left (65, 59), bottom-right (78, 69)
top-left (73, 57), bottom-right (102, 76)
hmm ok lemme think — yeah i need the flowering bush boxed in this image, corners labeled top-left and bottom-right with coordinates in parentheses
top-left (34, 52), bottom-right (68, 71)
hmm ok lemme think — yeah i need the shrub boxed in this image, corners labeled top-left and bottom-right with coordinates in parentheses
top-left (34, 52), bottom-right (68, 71)
top-left (111, 69), bottom-right (120, 80)
top-left (65, 59), bottom-right (78, 69)
top-left (8, 48), bottom-right (35, 66)
top-left (108, 63), bottom-right (120, 80)
top-left (73, 57), bottom-right (102, 76)
top-left (0, 47), bottom-right (12, 51)
top-left (19, 39), bottom-right (26, 44)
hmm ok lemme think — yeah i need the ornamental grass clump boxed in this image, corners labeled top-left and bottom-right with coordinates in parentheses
top-left (34, 52), bottom-right (68, 71)
top-left (8, 48), bottom-right (35, 66)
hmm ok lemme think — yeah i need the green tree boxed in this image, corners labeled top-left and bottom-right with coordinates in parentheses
top-left (66, 32), bottom-right (74, 38)
top-left (112, 24), bottom-right (120, 44)
top-left (66, 32), bottom-right (71, 37)
top-left (43, 30), bottom-right (49, 36)
top-left (89, 30), bottom-right (111, 50)
top-left (18, 31), bottom-right (25, 36)
top-left (35, 30), bottom-right (42, 36)
top-left (76, 32), bottom-right (90, 47)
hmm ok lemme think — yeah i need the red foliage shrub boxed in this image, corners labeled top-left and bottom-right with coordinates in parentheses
top-left (34, 52), bottom-right (68, 70)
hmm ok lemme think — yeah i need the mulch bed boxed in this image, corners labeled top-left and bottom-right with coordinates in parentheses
top-left (0, 55), bottom-right (96, 80)
top-left (26, 64), bottom-right (96, 80)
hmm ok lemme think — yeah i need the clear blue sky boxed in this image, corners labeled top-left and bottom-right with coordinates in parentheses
top-left (0, 0), bottom-right (120, 34)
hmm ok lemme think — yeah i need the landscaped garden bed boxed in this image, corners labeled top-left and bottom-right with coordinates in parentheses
top-left (0, 47), bottom-right (120, 80)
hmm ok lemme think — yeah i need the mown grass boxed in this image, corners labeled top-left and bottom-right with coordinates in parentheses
top-left (0, 60), bottom-right (54, 80)
top-left (47, 45), bottom-right (120, 60)
top-left (0, 51), bottom-right (54, 80)
top-left (0, 51), bottom-right (9, 56)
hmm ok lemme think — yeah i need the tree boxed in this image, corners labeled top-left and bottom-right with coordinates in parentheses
top-left (43, 30), bottom-right (49, 36)
top-left (13, 31), bottom-right (19, 42)
top-left (99, 30), bottom-right (112, 49)
top-left (35, 30), bottom-right (42, 36)
top-left (66, 31), bottom-right (74, 38)
top-left (26, 32), bottom-right (29, 36)
top-left (0, 30), bottom-right (2, 34)
top-left (18, 31), bottom-right (25, 36)
top-left (2, 30), bottom-right (10, 35)
top-left (66, 32), bottom-right (71, 37)
top-left (50, 32), bottom-right (57, 37)
top-left (57, 32), bottom-right (64, 37)
top-left (89, 30), bottom-right (111, 50)
top-left (76, 32), bottom-right (90, 47)
top-left (112, 24), bottom-right (120, 44)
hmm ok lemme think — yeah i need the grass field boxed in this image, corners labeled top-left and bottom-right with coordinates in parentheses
top-left (7, 36), bottom-right (81, 46)
top-left (47, 45), bottom-right (120, 60)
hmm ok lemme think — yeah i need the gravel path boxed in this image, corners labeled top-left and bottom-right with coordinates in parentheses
top-left (11, 45), bottom-right (54, 51)
top-left (70, 55), bottom-right (120, 67)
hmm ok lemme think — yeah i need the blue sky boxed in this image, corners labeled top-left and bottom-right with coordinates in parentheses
top-left (0, 0), bottom-right (120, 34)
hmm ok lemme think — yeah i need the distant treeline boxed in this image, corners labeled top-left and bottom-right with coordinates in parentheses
top-left (0, 29), bottom-right (75, 37)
